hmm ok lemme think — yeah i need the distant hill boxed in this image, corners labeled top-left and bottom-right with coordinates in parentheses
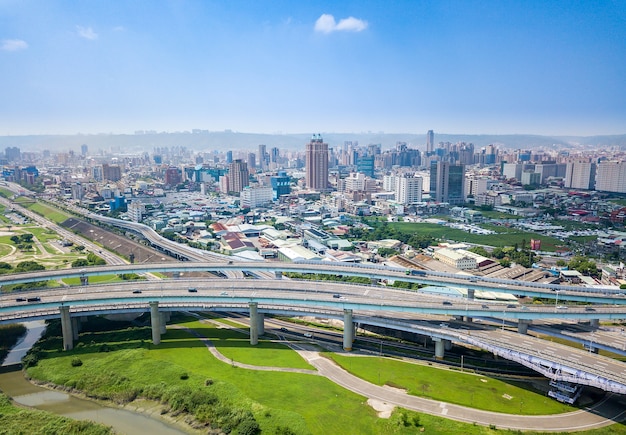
top-left (0, 131), bottom-right (624, 153)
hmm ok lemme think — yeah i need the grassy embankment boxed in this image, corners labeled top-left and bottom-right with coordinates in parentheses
top-left (12, 197), bottom-right (72, 224)
top-left (23, 315), bottom-right (626, 434)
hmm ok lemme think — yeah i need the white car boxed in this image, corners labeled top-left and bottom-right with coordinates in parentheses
top-left (304, 332), bottom-right (313, 338)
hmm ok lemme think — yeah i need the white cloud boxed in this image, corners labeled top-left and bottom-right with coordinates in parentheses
top-left (1, 39), bottom-right (28, 51)
top-left (314, 14), bottom-right (368, 34)
top-left (76, 25), bottom-right (98, 40)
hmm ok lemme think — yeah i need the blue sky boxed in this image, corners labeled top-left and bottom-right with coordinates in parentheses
top-left (1, 0), bottom-right (625, 136)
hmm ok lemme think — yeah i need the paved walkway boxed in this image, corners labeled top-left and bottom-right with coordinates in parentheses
top-left (175, 321), bottom-right (626, 432)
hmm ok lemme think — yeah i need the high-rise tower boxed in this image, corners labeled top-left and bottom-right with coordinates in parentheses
top-left (228, 159), bottom-right (249, 194)
top-left (430, 161), bottom-right (465, 205)
top-left (305, 134), bottom-right (329, 192)
top-left (426, 130), bottom-right (434, 153)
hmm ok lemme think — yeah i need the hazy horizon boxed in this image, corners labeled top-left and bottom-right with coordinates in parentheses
top-left (1, 1), bottom-right (625, 136)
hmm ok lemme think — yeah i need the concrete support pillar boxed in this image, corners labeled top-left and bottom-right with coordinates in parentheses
top-left (370, 278), bottom-right (378, 286)
top-left (444, 339), bottom-right (453, 351)
top-left (590, 319), bottom-right (599, 329)
top-left (343, 309), bottom-right (354, 351)
top-left (518, 319), bottom-right (532, 335)
top-left (464, 316), bottom-right (473, 323)
top-left (150, 301), bottom-right (161, 345)
top-left (71, 317), bottom-right (80, 341)
top-left (80, 276), bottom-right (89, 286)
top-left (59, 305), bottom-right (73, 351)
top-left (258, 312), bottom-right (265, 336)
top-left (274, 271), bottom-right (282, 279)
top-left (467, 289), bottom-right (475, 300)
top-left (249, 302), bottom-right (259, 345)
top-left (160, 312), bottom-right (167, 335)
top-left (164, 312), bottom-right (171, 322)
top-left (434, 338), bottom-right (445, 359)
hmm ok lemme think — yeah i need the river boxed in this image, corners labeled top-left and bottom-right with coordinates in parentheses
top-left (0, 321), bottom-right (189, 435)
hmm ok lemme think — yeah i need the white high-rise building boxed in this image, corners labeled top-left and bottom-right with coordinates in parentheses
top-left (596, 161), bottom-right (626, 193)
top-left (564, 160), bottom-right (596, 190)
top-left (395, 174), bottom-right (423, 205)
top-left (240, 187), bottom-right (273, 208)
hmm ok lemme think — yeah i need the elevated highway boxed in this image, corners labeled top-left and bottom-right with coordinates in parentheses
top-left (2, 260), bottom-right (626, 305)
top-left (2, 275), bottom-right (626, 394)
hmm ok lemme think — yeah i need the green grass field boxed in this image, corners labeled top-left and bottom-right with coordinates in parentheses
top-left (326, 354), bottom-right (571, 415)
top-left (17, 200), bottom-right (71, 224)
top-left (378, 221), bottom-right (565, 251)
top-left (24, 317), bottom-right (626, 434)
top-left (62, 274), bottom-right (125, 286)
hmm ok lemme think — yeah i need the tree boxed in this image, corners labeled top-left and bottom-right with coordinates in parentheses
top-left (377, 247), bottom-right (397, 258)
top-left (468, 246), bottom-right (490, 257)
top-left (20, 234), bottom-right (33, 243)
top-left (15, 261), bottom-right (45, 272)
top-left (71, 259), bottom-right (89, 268)
top-left (10, 235), bottom-right (19, 244)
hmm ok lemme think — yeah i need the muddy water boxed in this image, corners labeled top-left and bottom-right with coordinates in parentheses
top-left (0, 370), bottom-right (189, 434)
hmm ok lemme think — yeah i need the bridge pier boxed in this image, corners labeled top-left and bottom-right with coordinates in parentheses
top-left (274, 271), bottom-right (282, 279)
top-left (59, 305), bottom-right (74, 351)
top-left (249, 302), bottom-right (259, 345)
top-left (433, 338), bottom-right (444, 359)
top-left (590, 319), bottom-right (599, 329)
top-left (258, 312), bottom-right (265, 336)
top-left (467, 289), bottom-right (475, 300)
top-left (150, 301), bottom-right (161, 345)
top-left (80, 275), bottom-right (89, 286)
top-left (518, 319), bottom-right (532, 335)
top-left (343, 309), bottom-right (354, 351)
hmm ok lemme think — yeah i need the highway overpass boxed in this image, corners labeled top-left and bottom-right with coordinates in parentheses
top-left (2, 274), bottom-right (626, 395)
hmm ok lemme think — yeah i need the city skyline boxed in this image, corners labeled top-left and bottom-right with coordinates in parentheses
top-left (1, 1), bottom-right (625, 136)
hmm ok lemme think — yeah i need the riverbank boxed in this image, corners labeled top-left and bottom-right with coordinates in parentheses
top-left (28, 378), bottom-right (208, 435)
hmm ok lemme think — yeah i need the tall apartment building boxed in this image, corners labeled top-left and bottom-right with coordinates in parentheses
top-left (258, 144), bottom-right (268, 170)
top-left (596, 161), bottom-right (626, 193)
top-left (102, 164), bottom-right (122, 182)
top-left (564, 160), bottom-right (596, 190)
top-left (305, 134), bottom-right (329, 192)
top-left (5, 147), bottom-right (20, 162)
top-left (430, 161), bottom-right (465, 205)
top-left (395, 174), bottom-right (423, 205)
top-left (164, 167), bottom-right (182, 186)
top-left (228, 159), bottom-right (249, 194)
top-left (426, 130), bottom-right (434, 153)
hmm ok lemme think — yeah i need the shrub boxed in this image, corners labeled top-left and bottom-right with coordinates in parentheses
top-left (71, 357), bottom-right (83, 367)
top-left (180, 372), bottom-right (189, 380)
top-left (236, 419), bottom-right (260, 435)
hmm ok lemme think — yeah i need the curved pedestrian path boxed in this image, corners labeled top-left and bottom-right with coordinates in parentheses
top-left (175, 320), bottom-right (626, 432)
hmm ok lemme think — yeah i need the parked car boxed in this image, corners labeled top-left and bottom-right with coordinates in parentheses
top-left (188, 288), bottom-right (197, 293)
